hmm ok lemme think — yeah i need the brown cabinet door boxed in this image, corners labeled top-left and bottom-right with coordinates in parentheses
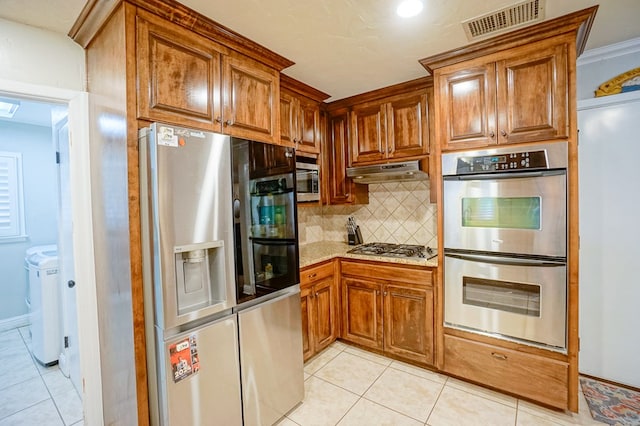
top-left (327, 111), bottom-right (353, 204)
top-left (136, 11), bottom-right (223, 130)
top-left (248, 142), bottom-right (294, 179)
top-left (496, 41), bottom-right (568, 144)
top-left (279, 91), bottom-right (297, 148)
top-left (300, 285), bottom-right (314, 361)
top-left (312, 276), bottom-right (338, 352)
top-left (341, 277), bottom-right (383, 350)
top-left (350, 103), bottom-right (387, 165)
top-left (437, 63), bottom-right (497, 150)
top-left (297, 97), bottom-right (321, 154)
top-left (222, 52), bottom-right (279, 144)
top-left (383, 284), bottom-right (433, 365)
top-left (387, 91), bottom-right (429, 159)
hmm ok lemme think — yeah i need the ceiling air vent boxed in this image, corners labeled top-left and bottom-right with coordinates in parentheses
top-left (462, 0), bottom-right (545, 41)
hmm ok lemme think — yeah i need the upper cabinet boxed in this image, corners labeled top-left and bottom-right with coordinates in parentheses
top-left (435, 38), bottom-right (568, 150)
top-left (325, 109), bottom-right (368, 205)
top-left (136, 10), bottom-right (281, 144)
top-left (350, 89), bottom-right (430, 166)
top-left (280, 75), bottom-right (330, 154)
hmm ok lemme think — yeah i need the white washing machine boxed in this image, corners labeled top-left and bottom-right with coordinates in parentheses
top-left (25, 244), bottom-right (61, 366)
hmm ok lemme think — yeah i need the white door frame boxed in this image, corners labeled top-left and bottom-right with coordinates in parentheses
top-left (0, 78), bottom-right (104, 425)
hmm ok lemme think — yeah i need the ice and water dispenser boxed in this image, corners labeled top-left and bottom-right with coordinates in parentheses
top-left (173, 241), bottom-right (227, 317)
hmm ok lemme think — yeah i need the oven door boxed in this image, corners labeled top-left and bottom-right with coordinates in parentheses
top-left (444, 251), bottom-right (566, 350)
top-left (443, 170), bottom-right (566, 258)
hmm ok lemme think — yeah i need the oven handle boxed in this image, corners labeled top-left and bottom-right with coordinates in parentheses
top-left (443, 169), bottom-right (565, 181)
top-left (445, 252), bottom-right (566, 267)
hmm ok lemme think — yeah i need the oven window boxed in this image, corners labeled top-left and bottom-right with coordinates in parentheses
top-left (461, 197), bottom-right (541, 230)
top-left (462, 276), bottom-right (540, 317)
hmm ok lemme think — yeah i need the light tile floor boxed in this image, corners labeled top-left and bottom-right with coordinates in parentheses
top-left (0, 327), bottom-right (83, 426)
top-left (281, 341), bottom-right (606, 426)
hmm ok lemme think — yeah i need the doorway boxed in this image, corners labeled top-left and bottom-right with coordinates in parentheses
top-left (0, 94), bottom-right (82, 424)
top-left (0, 79), bottom-right (102, 424)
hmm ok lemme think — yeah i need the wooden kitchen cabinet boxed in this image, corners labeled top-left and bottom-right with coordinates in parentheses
top-left (325, 109), bottom-right (368, 205)
top-left (435, 37), bottom-right (568, 151)
top-left (341, 260), bottom-right (434, 365)
top-left (280, 89), bottom-right (321, 153)
top-left (444, 334), bottom-right (568, 409)
top-left (136, 9), bottom-right (280, 144)
top-left (248, 142), bottom-right (295, 179)
top-left (350, 90), bottom-right (430, 165)
top-left (300, 260), bottom-right (339, 361)
top-left (280, 75), bottom-right (330, 154)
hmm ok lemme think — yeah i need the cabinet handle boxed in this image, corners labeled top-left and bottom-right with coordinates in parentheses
top-left (315, 292), bottom-right (319, 297)
top-left (285, 150), bottom-right (294, 158)
top-left (376, 290), bottom-right (381, 295)
top-left (308, 273), bottom-right (317, 279)
top-left (491, 352), bottom-right (508, 361)
top-left (501, 130), bottom-right (507, 137)
top-left (225, 119), bottom-right (234, 126)
top-left (384, 291), bottom-right (388, 296)
top-left (489, 131), bottom-right (495, 138)
top-left (215, 117), bottom-right (222, 124)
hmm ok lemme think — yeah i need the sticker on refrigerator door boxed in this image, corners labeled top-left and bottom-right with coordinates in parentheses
top-left (168, 335), bottom-right (200, 383)
top-left (157, 126), bottom-right (178, 147)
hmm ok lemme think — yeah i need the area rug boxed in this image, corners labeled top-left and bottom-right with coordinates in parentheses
top-left (580, 377), bottom-right (640, 425)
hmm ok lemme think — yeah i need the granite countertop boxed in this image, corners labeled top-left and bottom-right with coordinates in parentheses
top-left (299, 241), bottom-right (438, 269)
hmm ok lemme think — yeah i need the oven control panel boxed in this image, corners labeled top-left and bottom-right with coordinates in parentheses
top-left (456, 150), bottom-right (548, 174)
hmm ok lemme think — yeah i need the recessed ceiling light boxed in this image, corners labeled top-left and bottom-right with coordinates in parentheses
top-left (397, 0), bottom-right (423, 18)
top-left (0, 98), bottom-right (20, 118)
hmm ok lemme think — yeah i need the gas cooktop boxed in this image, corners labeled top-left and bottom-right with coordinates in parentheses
top-left (347, 242), bottom-right (435, 260)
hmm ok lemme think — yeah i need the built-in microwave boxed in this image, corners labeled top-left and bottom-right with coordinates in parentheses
top-left (295, 162), bottom-right (320, 202)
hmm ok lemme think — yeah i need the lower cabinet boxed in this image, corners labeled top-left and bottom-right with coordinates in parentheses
top-left (300, 260), bottom-right (338, 361)
top-left (444, 334), bottom-right (569, 409)
top-left (341, 260), bottom-right (434, 365)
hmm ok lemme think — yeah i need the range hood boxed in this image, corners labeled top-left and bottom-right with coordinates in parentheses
top-left (346, 160), bottom-right (428, 184)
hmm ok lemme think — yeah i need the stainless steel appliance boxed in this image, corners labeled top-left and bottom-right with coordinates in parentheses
top-left (442, 142), bottom-right (568, 351)
top-left (232, 138), bottom-right (304, 425)
top-left (139, 124), bottom-right (242, 425)
top-left (346, 160), bottom-right (428, 184)
top-left (295, 161), bottom-right (320, 202)
top-left (140, 124), bottom-right (303, 426)
top-left (347, 242), bottom-right (435, 260)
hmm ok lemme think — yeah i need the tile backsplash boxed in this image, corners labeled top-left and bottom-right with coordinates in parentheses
top-left (298, 180), bottom-right (437, 248)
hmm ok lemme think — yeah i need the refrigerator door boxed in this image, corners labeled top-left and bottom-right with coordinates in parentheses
top-left (141, 123), bottom-right (236, 330)
top-left (238, 290), bottom-right (304, 426)
top-left (159, 314), bottom-right (242, 425)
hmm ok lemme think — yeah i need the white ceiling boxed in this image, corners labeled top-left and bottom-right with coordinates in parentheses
top-left (1, 0), bottom-right (639, 101)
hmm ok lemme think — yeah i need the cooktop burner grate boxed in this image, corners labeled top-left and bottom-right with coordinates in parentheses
top-left (348, 242), bottom-right (434, 259)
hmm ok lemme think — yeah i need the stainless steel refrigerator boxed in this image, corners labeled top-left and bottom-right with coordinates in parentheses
top-left (140, 123), bottom-right (303, 426)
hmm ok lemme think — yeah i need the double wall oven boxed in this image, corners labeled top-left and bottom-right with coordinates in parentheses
top-left (442, 142), bottom-right (568, 351)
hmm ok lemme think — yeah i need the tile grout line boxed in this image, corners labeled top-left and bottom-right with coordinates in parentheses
top-left (18, 326), bottom-right (67, 426)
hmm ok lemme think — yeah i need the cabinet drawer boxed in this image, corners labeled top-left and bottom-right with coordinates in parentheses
top-left (300, 261), bottom-right (334, 285)
top-left (341, 260), bottom-right (433, 286)
top-left (444, 335), bottom-right (568, 409)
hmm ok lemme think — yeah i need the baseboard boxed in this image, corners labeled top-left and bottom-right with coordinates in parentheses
top-left (580, 373), bottom-right (640, 393)
top-left (0, 314), bottom-right (30, 333)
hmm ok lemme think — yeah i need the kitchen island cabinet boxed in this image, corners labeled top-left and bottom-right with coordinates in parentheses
top-left (340, 259), bottom-right (434, 366)
top-left (300, 260), bottom-right (339, 361)
top-left (136, 9), bottom-right (281, 144)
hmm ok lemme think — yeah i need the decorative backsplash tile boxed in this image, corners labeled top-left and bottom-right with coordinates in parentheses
top-left (298, 180), bottom-right (437, 248)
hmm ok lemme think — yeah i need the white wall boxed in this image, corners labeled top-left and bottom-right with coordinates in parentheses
top-left (577, 37), bottom-right (640, 100)
top-left (0, 121), bottom-right (59, 320)
top-left (0, 18), bottom-right (85, 91)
